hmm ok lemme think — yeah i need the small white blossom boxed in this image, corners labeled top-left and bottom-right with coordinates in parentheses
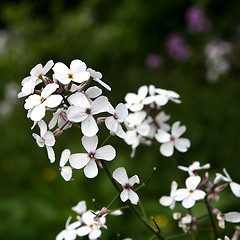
top-left (24, 83), bottom-right (63, 121)
top-left (72, 201), bottom-right (87, 215)
top-left (87, 68), bottom-right (111, 91)
top-left (18, 60), bottom-right (54, 98)
top-left (113, 167), bottom-right (140, 205)
top-left (155, 121), bottom-right (190, 157)
top-left (217, 211), bottom-right (240, 229)
top-left (105, 103), bottom-right (128, 139)
top-left (60, 149), bottom-right (72, 181)
top-left (216, 168), bottom-right (240, 197)
top-left (178, 161), bottom-right (210, 176)
top-left (76, 210), bottom-right (106, 240)
top-left (154, 88), bottom-right (181, 106)
top-left (159, 181), bottom-right (178, 209)
top-left (125, 85), bottom-right (155, 112)
top-left (174, 175), bottom-right (206, 209)
top-left (67, 92), bottom-right (109, 137)
top-left (32, 120), bottom-right (56, 163)
top-left (53, 59), bottom-right (90, 85)
top-left (56, 217), bottom-right (81, 240)
top-left (69, 135), bottom-right (116, 178)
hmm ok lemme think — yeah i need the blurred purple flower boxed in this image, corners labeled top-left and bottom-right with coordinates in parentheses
top-left (166, 33), bottom-right (191, 61)
top-left (185, 7), bottom-right (211, 34)
top-left (145, 53), bottom-right (163, 69)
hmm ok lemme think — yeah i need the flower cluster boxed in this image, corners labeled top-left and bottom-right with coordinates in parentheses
top-left (124, 85), bottom-right (190, 157)
top-left (160, 161), bottom-right (240, 235)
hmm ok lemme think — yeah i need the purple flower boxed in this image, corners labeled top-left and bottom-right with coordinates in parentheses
top-left (145, 53), bottom-right (163, 69)
top-left (166, 33), bottom-right (191, 61)
top-left (185, 7), bottom-right (211, 34)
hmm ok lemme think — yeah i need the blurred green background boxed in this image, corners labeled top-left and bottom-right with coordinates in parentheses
top-left (0, 0), bottom-right (240, 239)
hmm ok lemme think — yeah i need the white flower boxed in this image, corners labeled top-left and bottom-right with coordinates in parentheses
top-left (154, 88), bottom-right (181, 106)
top-left (87, 68), bottom-right (111, 91)
top-left (24, 83), bottom-right (63, 121)
top-left (76, 210), bottom-right (106, 240)
top-left (69, 135), bottom-right (116, 178)
top-left (72, 201), bottom-right (87, 215)
top-left (53, 59), bottom-right (90, 85)
top-left (155, 111), bottom-right (171, 132)
top-left (155, 121), bottom-right (190, 157)
top-left (32, 120), bottom-right (56, 163)
top-left (56, 217), bottom-right (81, 240)
top-left (67, 92), bottom-right (109, 137)
top-left (178, 161), bottom-right (210, 176)
top-left (113, 167), bottom-right (140, 205)
top-left (216, 168), bottom-right (240, 197)
top-left (217, 212), bottom-right (240, 229)
top-left (60, 149), bottom-right (72, 181)
top-left (18, 60), bottom-right (54, 98)
top-left (105, 103), bottom-right (128, 139)
top-left (159, 181), bottom-right (178, 209)
top-left (125, 85), bottom-right (155, 112)
top-left (174, 175), bottom-right (206, 209)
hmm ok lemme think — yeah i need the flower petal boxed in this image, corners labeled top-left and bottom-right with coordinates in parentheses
top-left (128, 189), bottom-right (139, 205)
top-left (113, 167), bottom-right (129, 185)
top-left (82, 135), bottom-right (98, 153)
top-left (174, 138), bottom-right (191, 152)
top-left (30, 104), bottom-right (46, 122)
top-left (91, 96), bottom-right (109, 115)
top-left (182, 196), bottom-right (195, 209)
top-left (160, 142), bottom-right (174, 157)
top-left (95, 145), bottom-right (116, 161)
top-left (129, 175), bottom-right (140, 186)
top-left (61, 166), bottom-right (72, 181)
top-left (120, 189), bottom-right (129, 202)
top-left (186, 176), bottom-right (201, 190)
top-left (81, 116), bottom-right (98, 137)
top-left (46, 146), bottom-right (55, 163)
top-left (41, 83), bottom-right (59, 99)
top-left (84, 159), bottom-right (98, 178)
top-left (60, 149), bottom-right (71, 167)
top-left (44, 95), bottom-right (63, 108)
top-left (69, 153), bottom-right (89, 169)
top-left (230, 182), bottom-right (240, 197)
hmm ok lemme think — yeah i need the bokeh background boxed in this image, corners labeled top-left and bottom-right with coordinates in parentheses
top-left (0, 0), bottom-right (240, 239)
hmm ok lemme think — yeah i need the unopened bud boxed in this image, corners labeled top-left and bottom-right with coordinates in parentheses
top-left (97, 117), bottom-right (106, 124)
top-left (53, 128), bottom-right (63, 136)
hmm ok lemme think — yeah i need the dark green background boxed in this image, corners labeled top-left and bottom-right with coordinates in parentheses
top-left (0, 0), bottom-right (240, 239)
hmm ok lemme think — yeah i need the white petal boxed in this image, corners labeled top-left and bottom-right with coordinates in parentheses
top-left (174, 189), bottom-right (189, 201)
top-left (155, 130), bottom-right (171, 143)
top-left (115, 103), bottom-right (128, 120)
top-left (191, 190), bottom-right (206, 200)
top-left (68, 92), bottom-right (90, 108)
top-left (32, 133), bottom-right (44, 147)
top-left (186, 176), bottom-right (201, 191)
top-left (30, 104), bottom-right (46, 122)
top-left (38, 120), bottom-right (48, 136)
top-left (225, 212), bottom-right (240, 223)
top-left (182, 196), bottom-right (195, 209)
top-left (72, 201), bottom-right (87, 215)
top-left (120, 189), bottom-right (129, 202)
top-left (60, 149), bottom-right (71, 167)
top-left (105, 116), bottom-right (118, 132)
top-left (174, 138), bottom-right (191, 152)
top-left (159, 196), bottom-right (173, 207)
top-left (44, 95), bottom-right (63, 108)
top-left (42, 60), bottom-right (54, 75)
top-left (81, 116), bottom-right (98, 137)
top-left (41, 83), bottom-right (59, 99)
top-left (82, 135), bottom-right (98, 153)
top-left (84, 159), bottom-right (98, 178)
top-left (172, 121), bottom-right (186, 138)
top-left (56, 230), bottom-right (67, 240)
top-left (125, 93), bottom-right (139, 104)
top-left (69, 153), bottom-right (89, 169)
top-left (137, 123), bottom-right (150, 136)
top-left (85, 86), bottom-right (102, 98)
top-left (24, 94), bottom-right (41, 109)
top-left (113, 167), bottom-right (129, 185)
top-left (129, 103), bottom-right (144, 112)
top-left (77, 226), bottom-right (91, 237)
top-left (129, 175), bottom-right (140, 186)
top-left (160, 142), bottom-right (174, 157)
top-left (91, 96), bottom-right (109, 115)
top-left (95, 145), bottom-right (116, 161)
top-left (61, 166), bottom-right (72, 181)
top-left (94, 78), bottom-right (111, 91)
top-left (89, 229), bottom-right (102, 240)
top-left (138, 85), bottom-right (148, 98)
top-left (115, 124), bottom-right (126, 139)
top-left (46, 146), bottom-right (55, 163)
top-left (67, 106), bottom-right (87, 123)
top-left (128, 189), bottom-right (139, 205)
top-left (73, 71), bottom-right (91, 84)
top-left (230, 182), bottom-right (240, 197)
top-left (70, 59), bottom-right (87, 73)
top-left (44, 131), bottom-right (55, 146)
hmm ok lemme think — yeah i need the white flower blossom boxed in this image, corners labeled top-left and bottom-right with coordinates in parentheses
top-left (154, 88), bottom-right (181, 106)
top-left (69, 135), bottom-right (116, 178)
top-left (174, 175), bottom-right (206, 209)
top-left (67, 92), bottom-right (109, 137)
top-left (56, 217), bottom-right (81, 240)
top-left (113, 167), bottom-right (140, 205)
top-left (59, 149), bottom-right (72, 181)
top-left (24, 83), bottom-right (63, 121)
top-left (217, 211), bottom-right (240, 229)
top-left (155, 121), bottom-right (190, 157)
top-left (216, 168), bottom-right (240, 197)
top-left (159, 181), bottom-right (178, 209)
top-left (53, 59), bottom-right (90, 85)
top-left (105, 103), bottom-right (128, 139)
top-left (18, 60), bottom-right (54, 98)
top-left (125, 85), bottom-right (155, 112)
top-left (76, 210), bottom-right (106, 240)
top-left (178, 161), bottom-right (210, 176)
top-left (32, 120), bottom-right (56, 163)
